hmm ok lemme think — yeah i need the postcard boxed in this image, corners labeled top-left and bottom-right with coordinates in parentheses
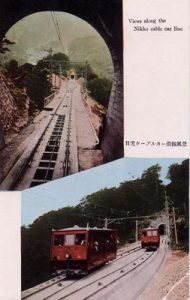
top-left (0, 0), bottom-right (189, 299)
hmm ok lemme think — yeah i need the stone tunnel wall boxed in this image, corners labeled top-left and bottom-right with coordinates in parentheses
top-left (101, 49), bottom-right (123, 162)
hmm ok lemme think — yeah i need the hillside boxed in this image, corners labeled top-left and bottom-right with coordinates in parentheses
top-left (5, 11), bottom-right (113, 78)
top-left (68, 36), bottom-right (113, 80)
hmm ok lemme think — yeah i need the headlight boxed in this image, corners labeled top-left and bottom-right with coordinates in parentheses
top-left (65, 254), bottom-right (69, 259)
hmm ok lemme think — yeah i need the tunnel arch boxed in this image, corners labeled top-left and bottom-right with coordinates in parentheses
top-left (0, 0), bottom-right (123, 162)
top-left (157, 223), bottom-right (166, 235)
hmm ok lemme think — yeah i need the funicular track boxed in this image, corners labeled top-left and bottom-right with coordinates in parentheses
top-left (45, 249), bottom-right (155, 300)
top-left (63, 90), bottom-right (73, 176)
top-left (0, 83), bottom-right (75, 190)
top-left (21, 245), bottom-right (150, 300)
top-left (27, 87), bottom-right (75, 188)
top-left (30, 115), bottom-right (66, 187)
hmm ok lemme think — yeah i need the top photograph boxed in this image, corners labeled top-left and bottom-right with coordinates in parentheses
top-left (0, 0), bottom-right (123, 191)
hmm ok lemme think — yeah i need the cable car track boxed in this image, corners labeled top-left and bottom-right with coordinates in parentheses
top-left (0, 77), bottom-right (100, 190)
top-left (18, 88), bottom-right (72, 188)
top-left (48, 250), bottom-right (155, 300)
top-left (0, 83), bottom-right (76, 190)
top-left (21, 245), bottom-right (143, 300)
top-left (82, 251), bottom-right (156, 300)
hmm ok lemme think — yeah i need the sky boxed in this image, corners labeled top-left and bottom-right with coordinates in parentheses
top-left (5, 11), bottom-right (100, 64)
top-left (22, 157), bottom-right (185, 226)
top-left (7, 11), bottom-right (97, 47)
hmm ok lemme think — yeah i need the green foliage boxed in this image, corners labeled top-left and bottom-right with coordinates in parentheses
top-left (22, 52), bottom-right (70, 108)
top-left (4, 58), bottom-right (51, 109)
top-left (0, 37), bottom-right (15, 54)
top-left (25, 67), bottom-right (51, 109)
top-left (166, 159), bottom-right (189, 215)
top-left (87, 77), bottom-right (112, 107)
top-left (40, 52), bottom-right (70, 76)
top-left (81, 164), bottom-right (165, 223)
top-left (68, 36), bottom-right (113, 80)
top-left (5, 59), bottom-right (19, 78)
top-left (166, 159), bottom-right (189, 249)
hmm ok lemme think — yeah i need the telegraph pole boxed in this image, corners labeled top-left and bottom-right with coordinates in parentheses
top-left (135, 218), bottom-right (138, 242)
top-left (44, 47), bottom-right (53, 85)
top-left (172, 206), bottom-right (178, 246)
top-left (165, 190), bottom-right (171, 248)
top-left (59, 64), bottom-right (62, 87)
top-left (84, 61), bottom-right (88, 92)
top-left (104, 218), bottom-right (108, 229)
top-left (85, 61), bottom-right (88, 82)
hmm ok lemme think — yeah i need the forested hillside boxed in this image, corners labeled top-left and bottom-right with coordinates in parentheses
top-left (68, 36), bottom-right (113, 80)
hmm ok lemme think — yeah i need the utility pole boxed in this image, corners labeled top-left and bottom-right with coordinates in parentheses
top-left (104, 218), bottom-right (108, 229)
top-left (135, 218), bottom-right (138, 242)
top-left (84, 61), bottom-right (88, 92)
top-left (165, 190), bottom-right (171, 248)
top-left (59, 64), bottom-right (62, 87)
top-left (172, 206), bottom-right (178, 246)
top-left (59, 64), bottom-right (62, 77)
top-left (44, 47), bottom-right (53, 86)
top-left (85, 61), bottom-right (88, 82)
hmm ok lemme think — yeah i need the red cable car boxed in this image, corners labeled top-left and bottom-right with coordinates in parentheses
top-left (141, 228), bottom-right (160, 250)
top-left (50, 226), bottom-right (117, 276)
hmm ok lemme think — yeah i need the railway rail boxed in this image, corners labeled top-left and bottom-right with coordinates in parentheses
top-left (0, 81), bottom-right (76, 190)
top-left (0, 77), bottom-right (100, 190)
top-left (17, 87), bottom-right (72, 188)
top-left (21, 245), bottom-right (147, 300)
top-left (45, 249), bottom-right (155, 300)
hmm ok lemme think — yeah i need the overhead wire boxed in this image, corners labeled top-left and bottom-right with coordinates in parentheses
top-left (50, 11), bottom-right (65, 53)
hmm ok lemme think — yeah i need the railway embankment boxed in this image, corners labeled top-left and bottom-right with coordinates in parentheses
top-left (140, 250), bottom-right (189, 300)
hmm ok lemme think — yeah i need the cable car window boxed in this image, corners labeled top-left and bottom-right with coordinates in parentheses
top-left (75, 234), bottom-right (86, 245)
top-left (147, 231), bottom-right (152, 237)
top-left (54, 235), bottom-right (64, 246)
top-left (152, 230), bottom-right (158, 236)
top-left (142, 231), bottom-right (147, 237)
top-left (146, 230), bottom-right (158, 236)
top-left (65, 234), bottom-right (75, 245)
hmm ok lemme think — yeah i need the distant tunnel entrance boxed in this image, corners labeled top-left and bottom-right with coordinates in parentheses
top-left (157, 223), bottom-right (166, 235)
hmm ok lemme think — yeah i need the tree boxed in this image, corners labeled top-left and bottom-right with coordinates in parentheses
top-left (166, 159), bottom-right (189, 249)
top-left (17, 59), bottom-right (52, 109)
top-left (5, 59), bottom-right (19, 78)
top-left (141, 164), bottom-right (165, 211)
top-left (21, 206), bottom-right (91, 290)
top-left (0, 37), bottom-right (15, 54)
top-left (87, 77), bottom-right (112, 107)
top-left (26, 68), bottom-right (51, 109)
top-left (38, 52), bottom-right (70, 76)
top-left (167, 159), bottom-right (189, 215)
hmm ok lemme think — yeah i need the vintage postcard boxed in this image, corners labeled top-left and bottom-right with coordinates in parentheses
top-left (0, 0), bottom-right (189, 299)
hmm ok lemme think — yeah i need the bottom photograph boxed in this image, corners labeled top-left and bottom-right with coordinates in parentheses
top-left (21, 157), bottom-right (189, 300)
